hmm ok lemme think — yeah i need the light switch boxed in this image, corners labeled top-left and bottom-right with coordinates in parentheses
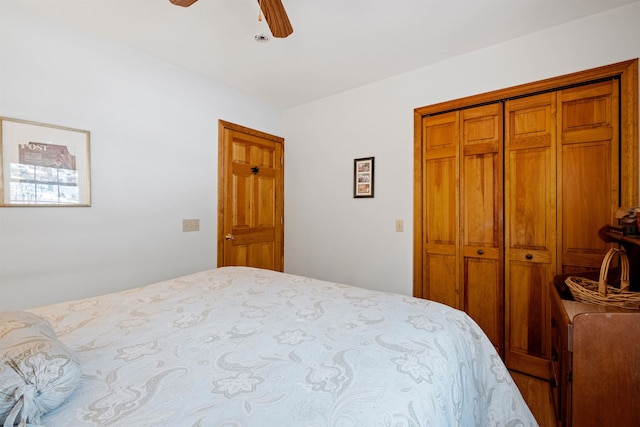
top-left (395, 219), bottom-right (404, 232)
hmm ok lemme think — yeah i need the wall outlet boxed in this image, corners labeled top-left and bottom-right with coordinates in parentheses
top-left (182, 219), bottom-right (200, 232)
top-left (395, 219), bottom-right (404, 232)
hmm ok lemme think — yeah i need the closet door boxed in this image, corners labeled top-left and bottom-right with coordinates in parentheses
top-left (558, 80), bottom-right (619, 273)
top-left (421, 112), bottom-right (459, 307)
top-left (504, 92), bottom-right (557, 378)
top-left (420, 105), bottom-right (504, 354)
top-left (460, 104), bottom-right (504, 355)
top-left (416, 60), bottom-right (637, 379)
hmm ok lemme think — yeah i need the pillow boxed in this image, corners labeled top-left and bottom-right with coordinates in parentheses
top-left (0, 311), bottom-right (81, 426)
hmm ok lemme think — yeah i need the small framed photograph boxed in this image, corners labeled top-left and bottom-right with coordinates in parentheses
top-left (353, 157), bottom-right (374, 198)
top-left (0, 117), bottom-right (91, 206)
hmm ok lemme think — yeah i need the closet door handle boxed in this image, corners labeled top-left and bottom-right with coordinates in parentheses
top-left (225, 234), bottom-right (234, 240)
top-left (525, 254), bottom-right (533, 260)
top-left (477, 249), bottom-right (484, 255)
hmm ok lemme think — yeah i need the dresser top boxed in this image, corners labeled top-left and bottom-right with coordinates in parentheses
top-left (559, 297), bottom-right (637, 321)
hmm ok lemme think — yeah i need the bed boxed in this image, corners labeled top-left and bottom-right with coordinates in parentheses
top-left (1, 267), bottom-right (537, 426)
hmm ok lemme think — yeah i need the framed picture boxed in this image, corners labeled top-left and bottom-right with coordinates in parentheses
top-left (0, 117), bottom-right (91, 206)
top-left (353, 157), bottom-right (374, 198)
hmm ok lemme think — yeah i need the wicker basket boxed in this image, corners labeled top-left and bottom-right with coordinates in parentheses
top-left (565, 248), bottom-right (640, 310)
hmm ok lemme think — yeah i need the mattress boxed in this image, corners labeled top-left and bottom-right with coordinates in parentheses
top-left (19, 267), bottom-right (536, 425)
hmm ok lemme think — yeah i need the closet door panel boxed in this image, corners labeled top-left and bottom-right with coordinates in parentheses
top-left (464, 257), bottom-right (501, 351)
top-left (423, 112), bottom-right (459, 307)
top-left (425, 251), bottom-right (457, 306)
top-left (425, 157), bottom-right (457, 243)
top-left (507, 261), bottom-right (550, 357)
top-left (507, 147), bottom-right (552, 248)
top-left (558, 81), bottom-right (619, 272)
top-left (505, 93), bottom-right (556, 378)
top-left (561, 142), bottom-right (611, 268)
top-left (460, 104), bottom-right (503, 354)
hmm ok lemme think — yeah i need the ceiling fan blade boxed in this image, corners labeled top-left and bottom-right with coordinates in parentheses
top-left (259, 0), bottom-right (293, 38)
top-left (170, 0), bottom-right (198, 7)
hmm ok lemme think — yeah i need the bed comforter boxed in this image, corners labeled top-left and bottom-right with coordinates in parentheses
top-left (27, 267), bottom-right (537, 426)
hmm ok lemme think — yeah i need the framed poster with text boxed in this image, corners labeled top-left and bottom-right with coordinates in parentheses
top-left (0, 117), bottom-right (91, 207)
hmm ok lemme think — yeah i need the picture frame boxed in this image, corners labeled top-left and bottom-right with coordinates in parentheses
top-left (353, 156), bottom-right (374, 198)
top-left (0, 117), bottom-right (91, 206)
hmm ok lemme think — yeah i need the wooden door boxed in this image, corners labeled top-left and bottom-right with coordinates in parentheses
top-left (218, 120), bottom-right (284, 271)
top-left (558, 80), bottom-right (619, 273)
top-left (504, 93), bottom-right (557, 378)
top-left (460, 103), bottom-right (504, 355)
top-left (420, 111), bottom-right (459, 307)
top-left (420, 106), bottom-right (504, 354)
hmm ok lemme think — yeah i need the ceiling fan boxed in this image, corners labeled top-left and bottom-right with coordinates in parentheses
top-left (169, 0), bottom-right (293, 38)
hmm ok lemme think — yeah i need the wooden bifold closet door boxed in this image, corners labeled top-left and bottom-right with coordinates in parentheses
top-left (504, 81), bottom-right (620, 377)
top-left (460, 105), bottom-right (504, 353)
top-left (421, 104), bottom-right (504, 356)
top-left (414, 59), bottom-right (638, 378)
top-left (504, 92), bottom-right (557, 377)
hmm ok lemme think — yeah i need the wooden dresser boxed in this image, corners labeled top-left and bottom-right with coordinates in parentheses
top-left (550, 281), bottom-right (640, 426)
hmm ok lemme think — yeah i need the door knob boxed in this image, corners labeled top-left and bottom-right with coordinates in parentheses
top-left (225, 234), bottom-right (234, 240)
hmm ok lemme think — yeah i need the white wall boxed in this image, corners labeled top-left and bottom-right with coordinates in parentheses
top-left (283, 2), bottom-right (640, 296)
top-left (0, 1), bottom-right (282, 310)
top-left (2, 2), bottom-right (639, 311)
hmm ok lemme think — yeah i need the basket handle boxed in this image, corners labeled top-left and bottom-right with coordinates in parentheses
top-left (598, 248), bottom-right (630, 295)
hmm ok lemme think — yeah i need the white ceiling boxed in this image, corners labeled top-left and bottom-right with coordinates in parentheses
top-left (13, 0), bottom-right (637, 109)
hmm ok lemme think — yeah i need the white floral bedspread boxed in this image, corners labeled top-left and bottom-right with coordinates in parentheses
top-left (31, 267), bottom-right (537, 426)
